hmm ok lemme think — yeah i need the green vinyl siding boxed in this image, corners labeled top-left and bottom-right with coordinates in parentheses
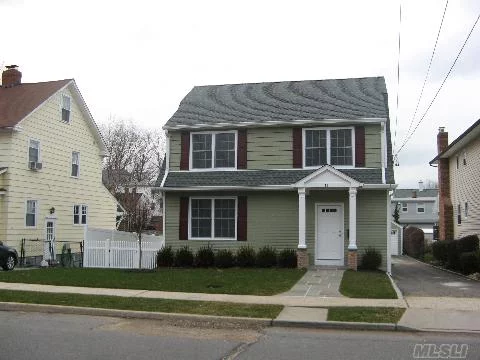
top-left (247, 127), bottom-right (292, 169)
top-left (364, 124), bottom-right (382, 168)
top-left (168, 124), bottom-right (383, 171)
top-left (165, 189), bottom-right (388, 270)
top-left (165, 191), bottom-right (298, 252)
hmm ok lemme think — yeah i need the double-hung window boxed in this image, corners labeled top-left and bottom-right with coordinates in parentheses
top-left (73, 205), bottom-right (88, 225)
top-left (26, 200), bottom-right (37, 227)
top-left (401, 202), bottom-right (408, 213)
top-left (191, 131), bottom-right (236, 169)
top-left (62, 95), bottom-right (71, 122)
top-left (29, 139), bottom-right (40, 163)
top-left (416, 203), bottom-right (425, 214)
top-left (190, 198), bottom-right (236, 239)
top-left (71, 152), bottom-right (80, 177)
top-left (304, 128), bottom-right (353, 167)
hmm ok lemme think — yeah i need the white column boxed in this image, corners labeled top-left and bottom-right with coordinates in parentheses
top-left (298, 188), bottom-right (307, 249)
top-left (386, 190), bottom-right (392, 274)
top-left (348, 187), bottom-right (357, 250)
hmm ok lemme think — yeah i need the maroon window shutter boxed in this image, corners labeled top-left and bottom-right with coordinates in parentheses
top-left (179, 197), bottom-right (189, 240)
top-left (355, 126), bottom-right (365, 167)
top-left (237, 129), bottom-right (247, 169)
top-left (180, 132), bottom-right (190, 170)
top-left (292, 128), bottom-right (303, 168)
top-left (237, 196), bottom-right (247, 241)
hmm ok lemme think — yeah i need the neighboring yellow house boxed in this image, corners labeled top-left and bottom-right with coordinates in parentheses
top-left (0, 65), bottom-right (117, 255)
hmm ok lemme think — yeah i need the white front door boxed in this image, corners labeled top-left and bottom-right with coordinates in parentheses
top-left (44, 219), bottom-right (56, 262)
top-left (316, 204), bottom-right (344, 265)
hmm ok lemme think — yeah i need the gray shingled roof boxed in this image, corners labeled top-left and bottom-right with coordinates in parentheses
top-left (393, 189), bottom-right (438, 198)
top-left (165, 77), bottom-right (388, 129)
top-left (162, 168), bottom-right (389, 188)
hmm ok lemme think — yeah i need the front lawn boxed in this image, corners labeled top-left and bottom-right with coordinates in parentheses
top-left (0, 268), bottom-right (306, 296)
top-left (327, 307), bottom-right (405, 323)
top-left (339, 270), bottom-right (397, 299)
top-left (0, 290), bottom-right (283, 318)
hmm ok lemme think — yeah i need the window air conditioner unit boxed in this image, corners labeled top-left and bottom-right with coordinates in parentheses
top-left (29, 161), bottom-right (42, 170)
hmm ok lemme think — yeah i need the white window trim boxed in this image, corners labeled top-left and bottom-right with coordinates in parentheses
top-left (188, 196), bottom-right (237, 240)
top-left (27, 138), bottom-right (41, 166)
top-left (73, 204), bottom-right (88, 225)
top-left (25, 199), bottom-right (38, 228)
top-left (189, 130), bottom-right (238, 171)
top-left (302, 127), bottom-right (356, 169)
top-left (61, 94), bottom-right (72, 123)
top-left (465, 201), bottom-right (468, 218)
top-left (416, 203), bottom-right (426, 214)
top-left (401, 202), bottom-right (408, 213)
top-left (71, 151), bottom-right (80, 178)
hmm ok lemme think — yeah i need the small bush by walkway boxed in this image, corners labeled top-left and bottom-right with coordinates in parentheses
top-left (340, 270), bottom-right (397, 299)
top-left (327, 307), bottom-right (405, 323)
top-left (0, 290), bottom-right (283, 319)
top-left (0, 268), bottom-right (306, 296)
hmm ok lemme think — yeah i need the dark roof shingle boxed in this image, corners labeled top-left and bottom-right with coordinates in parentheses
top-left (165, 77), bottom-right (388, 129)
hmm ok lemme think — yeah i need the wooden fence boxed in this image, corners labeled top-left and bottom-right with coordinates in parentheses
top-left (83, 227), bottom-right (164, 269)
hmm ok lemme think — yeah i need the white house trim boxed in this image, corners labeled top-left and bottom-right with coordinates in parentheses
top-left (294, 165), bottom-right (362, 189)
top-left (189, 130), bottom-right (238, 171)
top-left (348, 188), bottom-right (357, 250)
top-left (298, 188), bottom-right (307, 249)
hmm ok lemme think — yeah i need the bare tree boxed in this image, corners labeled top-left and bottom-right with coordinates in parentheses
top-left (100, 117), bottom-right (166, 268)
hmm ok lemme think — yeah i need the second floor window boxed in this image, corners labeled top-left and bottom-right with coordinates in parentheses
top-left (71, 152), bottom-right (80, 177)
top-left (28, 139), bottom-right (40, 163)
top-left (416, 203), bottom-right (425, 213)
top-left (401, 202), bottom-right (408, 213)
top-left (304, 128), bottom-right (353, 167)
top-left (62, 95), bottom-right (71, 122)
top-left (191, 132), bottom-right (236, 169)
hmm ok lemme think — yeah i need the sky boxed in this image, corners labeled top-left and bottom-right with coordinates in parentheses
top-left (2, 0), bottom-right (480, 188)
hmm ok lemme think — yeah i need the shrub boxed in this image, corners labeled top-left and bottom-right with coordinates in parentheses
top-left (156, 246), bottom-right (175, 267)
top-left (459, 251), bottom-right (479, 275)
top-left (236, 246), bottom-right (256, 267)
top-left (214, 249), bottom-right (235, 268)
top-left (175, 246), bottom-right (194, 267)
top-left (360, 248), bottom-right (382, 270)
top-left (403, 226), bottom-right (425, 259)
top-left (446, 240), bottom-right (460, 270)
top-left (432, 240), bottom-right (449, 264)
top-left (457, 235), bottom-right (479, 253)
top-left (256, 246), bottom-right (277, 268)
top-left (195, 245), bottom-right (215, 267)
top-left (278, 249), bottom-right (297, 268)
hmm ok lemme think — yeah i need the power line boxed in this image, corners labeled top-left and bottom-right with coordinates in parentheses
top-left (393, 1), bottom-right (402, 154)
top-left (396, 12), bottom-right (480, 155)
top-left (403, 0), bottom-right (449, 143)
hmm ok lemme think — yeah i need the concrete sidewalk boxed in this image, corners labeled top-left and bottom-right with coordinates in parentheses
top-left (1, 281), bottom-right (480, 333)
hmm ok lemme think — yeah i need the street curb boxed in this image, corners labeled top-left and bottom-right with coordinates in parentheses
top-left (272, 319), bottom-right (417, 332)
top-left (387, 272), bottom-right (404, 300)
top-left (0, 302), bottom-right (272, 330)
top-left (403, 255), bottom-right (479, 282)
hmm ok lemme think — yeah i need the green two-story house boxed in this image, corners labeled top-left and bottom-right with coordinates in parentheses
top-left (159, 77), bottom-right (396, 271)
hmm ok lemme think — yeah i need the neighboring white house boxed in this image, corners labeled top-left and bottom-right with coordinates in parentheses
top-left (0, 65), bottom-right (117, 252)
top-left (430, 122), bottom-right (480, 240)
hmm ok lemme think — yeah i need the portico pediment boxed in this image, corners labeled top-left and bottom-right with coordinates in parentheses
top-left (294, 165), bottom-right (362, 189)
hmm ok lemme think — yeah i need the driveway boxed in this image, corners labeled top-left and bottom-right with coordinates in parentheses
top-left (392, 256), bottom-right (480, 298)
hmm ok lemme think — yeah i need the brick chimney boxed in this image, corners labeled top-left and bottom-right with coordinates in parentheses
top-left (1, 65), bottom-right (22, 88)
top-left (437, 127), bottom-right (453, 240)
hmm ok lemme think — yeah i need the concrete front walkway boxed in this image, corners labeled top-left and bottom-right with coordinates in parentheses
top-left (281, 268), bottom-right (344, 298)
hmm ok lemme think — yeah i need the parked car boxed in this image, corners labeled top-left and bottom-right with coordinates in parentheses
top-left (0, 241), bottom-right (18, 271)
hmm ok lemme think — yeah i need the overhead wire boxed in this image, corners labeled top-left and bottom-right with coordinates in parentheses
top-left (393, 0), bottom-right (402, 156)
top-left (403, 0), bottom-right (449, 143)
top-left (396, 12), bottom-right (480, 155)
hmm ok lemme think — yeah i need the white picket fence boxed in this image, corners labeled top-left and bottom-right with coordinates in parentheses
top-left (83, 227), bottom-right (164, 269)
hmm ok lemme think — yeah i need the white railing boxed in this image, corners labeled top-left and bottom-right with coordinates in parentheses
top-left (83, 226), bottom-right (164, 269)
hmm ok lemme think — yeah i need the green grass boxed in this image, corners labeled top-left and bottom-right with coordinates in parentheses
top-left (0, 290), bottom-right (283, 319)
top-left (0, 268), bottom-right (306, 295)
top-left (327, 307), bottom-right (405, 323)
top-left (339, 270), bottom-right (397, 299)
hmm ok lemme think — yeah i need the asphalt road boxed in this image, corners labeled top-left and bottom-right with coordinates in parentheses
top-left (392, 256), bottom-right (480, 297)
top-left (1, 311), bottom-right (480, 360)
